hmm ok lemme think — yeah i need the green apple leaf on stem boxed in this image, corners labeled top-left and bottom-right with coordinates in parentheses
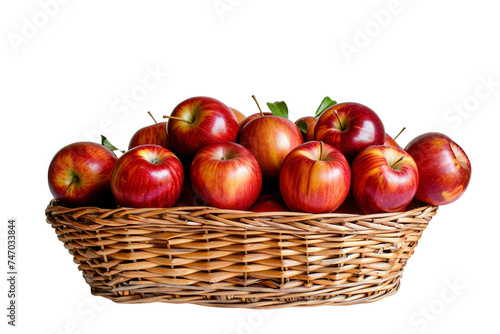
top-left (101, 135), bottom-right (125, 153)
top-left (315, 96), bottom-right (337, 118)
top-left (267, 101), bottom-right (289, 118)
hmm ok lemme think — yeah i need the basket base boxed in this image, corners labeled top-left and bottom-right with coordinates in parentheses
top-left (85, 271), bottom-right (402, 309)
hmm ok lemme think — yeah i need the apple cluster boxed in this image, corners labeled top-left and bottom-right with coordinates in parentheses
top-left (48, 96), bottom-right (472, 215)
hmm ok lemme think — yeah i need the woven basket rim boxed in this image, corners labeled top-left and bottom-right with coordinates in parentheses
top-left (46, 199), bottom-right (438, 234)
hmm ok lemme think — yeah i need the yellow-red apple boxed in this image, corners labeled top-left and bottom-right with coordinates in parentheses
top-left (111, 145), bottom-right (183, 208)
top-left (48, 142), bottom-right (117, 207)
top-left (351, 145), bottom-right (419, 214)
top-left (166, 96), bottom-right (238, 161)
top-left (279, 141), bottom-right (351, 213)
top-left (405, 132), bottom-right (471, 206)
top-left (190, 142), bottom-right (262, 210)
top-left (315, 102), bottom-right (385, 161)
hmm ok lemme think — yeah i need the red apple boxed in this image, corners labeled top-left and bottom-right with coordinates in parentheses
top-left (314, 102), bottom-right (385, 161)
top-left (238, 115), bottom-right (304, 179)
top-left (48, 142), bottom-right (117, 207)
top-left (111, 145), bottom-right (184, 208)
top-left (231, 107), bottom-right (246, 124)
top-left (279, 141), bottom-right (351, 213)
top-left (166, 96), bottom-right (239, 160)
top-left (405, 132), bottom-right (471, 206)
top-left (351, 145), bottom-right (419, 214)
top-left (249, 193), bottom-right (289, 212)
top-left (238, 112), bottom-right (273, 132)
top-left (129, 112), bottom-right (168, 150)
top-left (190, 142), bottom-right (262, 210)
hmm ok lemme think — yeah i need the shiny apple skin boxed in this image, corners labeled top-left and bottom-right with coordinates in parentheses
top-left (48, 142), bottom-right (117, 207)
top-left (128, 122), bottom-right (169, 150)
top-left (238, 112), bottom-right (273, 133)
top-left (351, 145), bottom-right (419, 214)
top-left (238, 115), bottom-right (304, 179)
top-left (314, 102), bottom-right (385, 161)
top-left (167, 96), bottom-right (239, 161)
top-left (190, 142), bottom-right (262, 210)
top-left (279, 141), bottom-right (351, 213)
top-left (111, 145), bottom-right (184, 208)
top-left (405, 132), bottom-right (471, 206)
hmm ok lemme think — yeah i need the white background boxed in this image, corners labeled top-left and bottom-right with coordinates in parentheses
top-left (1, 1), bottom-right (499, 333)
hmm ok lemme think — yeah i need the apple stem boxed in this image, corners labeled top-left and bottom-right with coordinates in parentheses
top-left (147, 111), bottom-right (158, 124)
top-left (319, 141), bottom-right (324, 160)
top-left (163, 115), bottom-right (193, 124)
top-left (333, 110), bottom-right (345, 131)
top-left (394, 127), bottom-right (406, 141)
top-left (65, 176), bottom-right (78, 193)
top-left (251, 95), bottom-right (264, 117)
top-left (391, 156), bottom-right (405, 169)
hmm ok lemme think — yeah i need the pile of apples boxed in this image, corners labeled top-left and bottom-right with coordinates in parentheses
top-left (48, 95), bottom-right (472, 214)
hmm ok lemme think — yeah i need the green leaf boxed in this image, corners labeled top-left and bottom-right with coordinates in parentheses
top-left (314, 97), bottom-right (337, 118)
top-left (101, 135), bottom-right (125, 153)
top-left (297, 120), bottom-right (309, 134)
top-left (267, 101), bottom-right (289, 118)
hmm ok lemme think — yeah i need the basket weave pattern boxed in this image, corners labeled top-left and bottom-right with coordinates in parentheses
top-left (45, 200), bottom-right (437, 308)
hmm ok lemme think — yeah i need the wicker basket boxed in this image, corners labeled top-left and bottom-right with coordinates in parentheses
top-left (45, 200), bottom-right (437, 308)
